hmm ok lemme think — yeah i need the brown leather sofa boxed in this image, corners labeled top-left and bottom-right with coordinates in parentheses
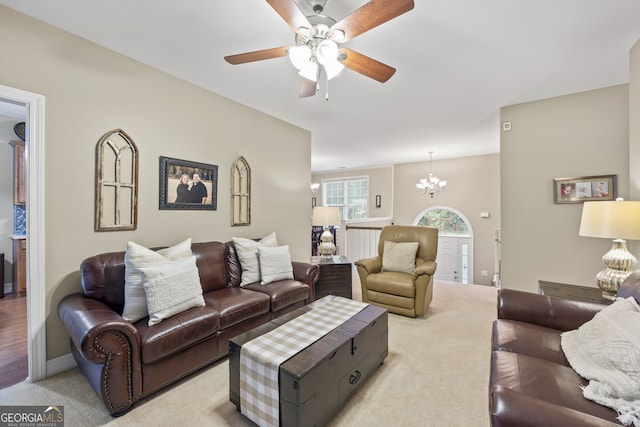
top-left (489, 273), bottom-right (640, 426)
top-left (355, 225), bottom-right (438, 317)
top-left (58, 240), bottom-right (319, 416)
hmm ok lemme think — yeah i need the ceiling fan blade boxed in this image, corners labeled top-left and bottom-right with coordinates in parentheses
top-left (299, 78), bottom-right (317, 98)
top-left (331, 0), bottom-right (414, 42)
top-left (266, 0), bottom-right (312, 35)
top-left (224, 46), bottom-right (290, 65)
top-left (339, 48), bottom-right (396, 83)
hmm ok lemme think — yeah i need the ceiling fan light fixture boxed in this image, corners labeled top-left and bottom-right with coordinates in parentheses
top-left (289, 45), bottom-right (312, 70)
top-left (317, 40), bottom-right (338, 65)
top-left (298, 61), bottom-right (319, 82)
top-left (323, 59), bottom-right (344, 80)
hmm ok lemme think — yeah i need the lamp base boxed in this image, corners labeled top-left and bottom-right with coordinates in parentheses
top-left (595, 239), bottom-right (637, 300)
top-left (317, 227), bottom-right (336, 259)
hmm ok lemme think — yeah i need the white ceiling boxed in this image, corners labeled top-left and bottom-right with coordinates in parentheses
top-left (2, 0), bottom-right (640, 172)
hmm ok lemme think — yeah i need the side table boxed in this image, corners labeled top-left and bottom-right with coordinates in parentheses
top-left (538, 280), bottom-right (612, 305)
top-left (310, 255), bottom-right (352, 300)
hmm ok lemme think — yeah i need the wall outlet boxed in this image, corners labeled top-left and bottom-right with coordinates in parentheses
top-left (481, 270), bottom-right (489, 277)
top-left (502, 121), bottom-right (512, 131)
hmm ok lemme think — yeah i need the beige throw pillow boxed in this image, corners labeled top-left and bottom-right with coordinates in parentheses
top-left (381, 241), bottom-right (419, 274)
top-left (233, 232), bottom-right (278, 286)
top-left (122, 238), bottom-right (192, 323)
top-left (140, 255), bottom-right (205, 326)
top-left (258, 245), bottom-right (294, 285)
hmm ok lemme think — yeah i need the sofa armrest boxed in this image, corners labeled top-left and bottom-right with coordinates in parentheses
top-left (490, 386), bottom-right (620, 427)
top-left (497, 289), bottom-right (606, 331)
top-left (291, 261), bottom-right (320, 301)
top-left (58, 293), bottom-right (141, 364)
top-left (354, 256), bottom-right (382, 274)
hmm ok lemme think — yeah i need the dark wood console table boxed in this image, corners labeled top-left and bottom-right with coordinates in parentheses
top-left (538, 280), bottom-right (612, 305)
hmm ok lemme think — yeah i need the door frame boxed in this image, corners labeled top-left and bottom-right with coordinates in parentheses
top-left (0, 84), bottom-right (46, 382)
top-left (413, 206), bottom-right (474, 284)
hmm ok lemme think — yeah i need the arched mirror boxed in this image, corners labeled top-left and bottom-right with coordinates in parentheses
top-left (231, 156), bottom-right (251, 226)
top-left (95, 129), bottom-right (138, 231)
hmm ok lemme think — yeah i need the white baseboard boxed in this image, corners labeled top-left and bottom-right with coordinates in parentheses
top-left (4, 282), bottom-right (12, 295)
top-left (46, 353), bottom-right (77, 377)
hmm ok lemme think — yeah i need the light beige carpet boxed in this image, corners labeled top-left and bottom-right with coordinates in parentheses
top-left (0, 280), bottom-right (497, 426)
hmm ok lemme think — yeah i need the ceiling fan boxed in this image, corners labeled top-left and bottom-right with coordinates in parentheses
top-left (224, 0), bottom-right (415, 98)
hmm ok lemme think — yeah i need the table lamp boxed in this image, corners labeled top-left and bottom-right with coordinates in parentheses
top-left (312, 206), bottom-right (341, 258)
top-left (579, 198), bottom-right (640, 299)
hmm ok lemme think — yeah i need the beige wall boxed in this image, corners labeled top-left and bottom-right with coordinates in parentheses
top-left (0, 6), bottom-right (312, 360)
top-left (394, 154), bottom-right (501, 285)
top-left (500, 84), bottom-right (630, 293)
top-left (630, 39), bottom-right (640, 200)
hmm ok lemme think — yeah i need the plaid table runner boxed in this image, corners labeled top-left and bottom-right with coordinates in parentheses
top-left (240, 295), bottom-right (368, 427)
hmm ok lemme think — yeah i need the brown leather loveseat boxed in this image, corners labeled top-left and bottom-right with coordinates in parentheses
top-left (58, 240), bottom-right (319, 416)
top-left (489, 273), bottom-right (640, 426)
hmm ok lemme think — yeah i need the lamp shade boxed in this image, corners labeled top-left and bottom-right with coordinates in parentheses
top-left (579, 200), bottom-right (640, 240)
top-left (312, 206), bottom-right (341, 227)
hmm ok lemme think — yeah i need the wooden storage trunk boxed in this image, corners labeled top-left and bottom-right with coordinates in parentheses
top-left (229, 304), bottom-right (388, 427)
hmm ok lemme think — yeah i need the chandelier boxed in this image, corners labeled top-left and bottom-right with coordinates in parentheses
top-left (416, 152), bottom-right (447, 198)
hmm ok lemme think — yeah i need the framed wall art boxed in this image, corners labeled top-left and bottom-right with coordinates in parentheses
top-left (552, 174), bottom-right (617, 204)
top-left (95, 129), bottom-right (138, 231)
top-left (159, 156), bottom-right (218, 210)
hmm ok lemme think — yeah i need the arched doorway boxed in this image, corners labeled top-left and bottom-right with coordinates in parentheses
top-left (413, 206), bottom-right (473, 284)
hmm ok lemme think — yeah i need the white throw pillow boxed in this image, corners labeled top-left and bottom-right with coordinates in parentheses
top-left (139, 255), bottom-right (205, 326)
top-left (258, 245), bottom-right (294, 285)
top-left (381, 241), bottom-right (419, 274)
top-left (233, 232), bottom-right (278, 286)
top-left (561, 297), bottom-right (640, 425)
top-left (122, 238), bottom-right (192, 323)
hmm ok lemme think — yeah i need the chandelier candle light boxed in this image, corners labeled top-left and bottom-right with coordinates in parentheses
top-left (416, 151), bottom-right (447, 198)
top-left (578, 198), bottom-right (640, 299)
top-left (312, 206), bottom-right (341, 258)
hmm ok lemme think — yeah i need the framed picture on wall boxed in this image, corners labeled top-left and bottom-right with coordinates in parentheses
top-left (552, 175), bottom-right (617, 204)
top-left (159, 156), bottom-right (218, 210)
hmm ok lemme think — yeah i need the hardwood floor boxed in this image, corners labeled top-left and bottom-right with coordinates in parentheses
top-left (0, 293), bottom-right (27, 389)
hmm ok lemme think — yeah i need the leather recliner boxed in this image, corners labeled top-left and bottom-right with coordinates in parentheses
top-left (355, 225), bottom-right (438, 317)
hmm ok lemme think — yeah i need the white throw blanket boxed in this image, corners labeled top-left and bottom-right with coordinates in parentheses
top-left (561, 297), bottom-right (640, 426)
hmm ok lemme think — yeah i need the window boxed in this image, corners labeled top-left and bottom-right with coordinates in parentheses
top-left (323, 178), bottom-right (368, 220)
top-left (417, 208), bottom-right (470, 236)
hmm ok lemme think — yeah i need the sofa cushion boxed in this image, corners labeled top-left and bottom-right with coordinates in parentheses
top-left (122, 238), bottom-right (193, 323)
top-left (258, 245), bottom-right (294, 284)
top-left (137, 305), bottom-right (220, 364)
top-left (381, 241), bottom-right (419, 274)
top-left (203, 287), bottom-right (270, 330)
top-left (140, 256), bottom-right (205, 326)
top-left (490, 350), bottom-right (620, 424)
top-left (244, 279), bottom-right (310, 312)
top-left (492, 319), bottom-right (569, 366)
top-left (233, 232), bottom-right (278, 286)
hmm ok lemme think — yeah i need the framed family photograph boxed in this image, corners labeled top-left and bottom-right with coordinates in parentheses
top-left (553, 174), bottom-right (617, 204)
top-left (159, 156), bottom-right (218, 210)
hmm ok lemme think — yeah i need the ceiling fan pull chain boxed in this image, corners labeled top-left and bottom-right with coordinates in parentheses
top-left (325, 70), bottom-right (330, 100)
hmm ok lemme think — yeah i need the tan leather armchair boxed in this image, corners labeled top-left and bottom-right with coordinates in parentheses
top-left (355, 225), bottom-right (438, 317)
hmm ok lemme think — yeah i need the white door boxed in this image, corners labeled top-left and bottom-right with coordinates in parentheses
top-left (435, 237), bottom-right (458, 282)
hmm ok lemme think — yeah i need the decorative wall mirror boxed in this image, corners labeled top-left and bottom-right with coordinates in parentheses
top-left (231, 156), bottom-right (251, 226)
top-left (95, 129), bottom-right (139, 231)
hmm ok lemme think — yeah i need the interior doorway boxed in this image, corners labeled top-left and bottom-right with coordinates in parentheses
top-left (0, 84), bottom-right (46, 384)
top-left (413, 206), bottom-right (474, 284)
top-left (0, 100), bottom-right (28, 388)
